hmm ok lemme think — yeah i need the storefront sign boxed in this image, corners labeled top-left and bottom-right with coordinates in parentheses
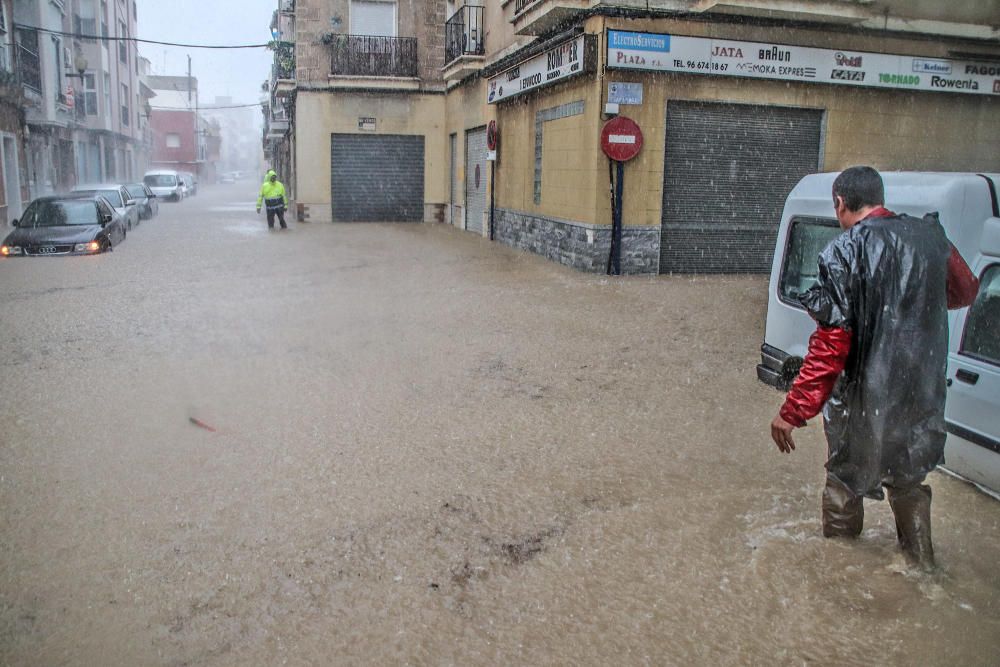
top-left (608, 82), bottom-right (643, 105)
top-left (607, 30), bottom-right (1000, 97)
top-left (488, 35), bottom-right (586, 104)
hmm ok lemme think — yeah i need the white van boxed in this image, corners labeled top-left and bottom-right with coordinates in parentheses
top-left (758, 172), bottom-right (1000, 497)
top-left (143, 170), bottom-right (184, 202)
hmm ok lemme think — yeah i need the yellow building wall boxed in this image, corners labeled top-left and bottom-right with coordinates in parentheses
top-left (495, 16), bottom-right (1000, 230)
top-left (295, 91), bottom-right (448, 223)
top-left (443, 78), bottom-right (493, 229)
top-left (493, 75), bottom-right (604, 226)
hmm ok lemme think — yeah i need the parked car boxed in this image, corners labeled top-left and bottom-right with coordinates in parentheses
top-left (758, 172), bottom-right (1000, 497)
top-left (219, 172), bottom-right (236, 184)
top-left (143, 170), bottom-right (185, 201)
top-left (1, 195), bottom-right (126, 256)
top-left (180, 171), bottom-right (198, 196)
top-left (124, 182), bottom-right (159, 220)
top-left (72, 183), bottom-right (141, 231)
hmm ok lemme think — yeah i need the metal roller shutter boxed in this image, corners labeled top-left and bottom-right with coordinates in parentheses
top-left (331, 134), bottom-right (424, 222)
top-left (465, 127), bottom-right (487, 234)
top-left (660, 101), bottom-right (823, 273)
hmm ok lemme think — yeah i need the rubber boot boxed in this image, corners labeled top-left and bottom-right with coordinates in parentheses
top-left (887, 484), bottom-right (935, 571)
top-left (822, 475), bottom-right (864, 538)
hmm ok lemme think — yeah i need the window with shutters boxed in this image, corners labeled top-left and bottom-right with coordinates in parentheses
top-left (118, 19), bottom-right (127, 63)
top-left (350, 0), bottom-right (396, 36)
top-left (120, 83), bottom-right (129, 126)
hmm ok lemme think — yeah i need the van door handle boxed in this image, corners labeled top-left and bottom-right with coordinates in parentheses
top-left (956, 369), bottom-right (980, 385)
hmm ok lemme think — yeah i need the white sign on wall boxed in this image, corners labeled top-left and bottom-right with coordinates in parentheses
top-left (609, 82), bottom-right (643, 105)
top-left (488, 35), bottom-right (586, 104)
top-left (607, 30), bottom-right (1000, 97)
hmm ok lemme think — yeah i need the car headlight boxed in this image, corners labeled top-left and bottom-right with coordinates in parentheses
top-left (1, 245), bottom-right (22, 256)
top-left (74, 241), bottom-right (101, 253)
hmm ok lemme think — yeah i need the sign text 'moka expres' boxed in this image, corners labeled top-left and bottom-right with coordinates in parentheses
top-left (607, 30), bottom-right (1000, 97)
top-left (488, 35), bottom-right (585, 104)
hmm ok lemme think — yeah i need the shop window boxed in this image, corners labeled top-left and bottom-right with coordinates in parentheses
top-left (779, 217), bottom-right (843, 305)
top-left (960, 265), bottom-right (1000, 366)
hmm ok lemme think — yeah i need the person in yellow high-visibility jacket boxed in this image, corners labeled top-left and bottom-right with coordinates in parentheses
top-left (256, 169), bottom-right (289, 229)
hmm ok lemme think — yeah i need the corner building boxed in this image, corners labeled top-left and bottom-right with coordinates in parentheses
top-left (272, 1), bottom-right (1000, 273)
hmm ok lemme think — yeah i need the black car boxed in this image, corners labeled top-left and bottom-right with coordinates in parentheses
top-left (124, 182), bottom-right (159, 220)
top-left (1, 196), bottom-right (127, 257)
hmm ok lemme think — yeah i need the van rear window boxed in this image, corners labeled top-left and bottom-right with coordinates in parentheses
top-left (779, 217), bottom-right (842, 306)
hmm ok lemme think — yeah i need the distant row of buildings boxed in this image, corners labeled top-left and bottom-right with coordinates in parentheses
top-left (0, 0), bottom-right (260, 225)
top-left (261, 0), bottom-right (999, 274)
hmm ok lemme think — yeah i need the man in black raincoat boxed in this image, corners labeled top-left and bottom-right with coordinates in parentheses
top-left (770, 166), bottom-right (979, 570)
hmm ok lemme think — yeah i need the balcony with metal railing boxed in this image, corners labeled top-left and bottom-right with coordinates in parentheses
top-left (328, 35), bottom-right (419, 87)
top-left (443, 5), bottom-right (485, 80)
top-left (504, 0), bottom-right (589, 36)
top-left (270, 41), bottom-right (296, 97)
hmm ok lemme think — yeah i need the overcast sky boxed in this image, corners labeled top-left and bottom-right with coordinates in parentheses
top-left (137, 0), bottom-right (275, 108)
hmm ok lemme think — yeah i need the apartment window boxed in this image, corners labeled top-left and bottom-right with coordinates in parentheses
top-left (53, 37), bottom-right (64, 102)
top-left (75, 0), bottom-right (97, 41)
top-left (121, 83), bottom-right (130, 126)
top-left (0, 3), bottom-right (8, 72)
top-left (118, 20), bottom-right (127, 63)
top-left (82, 72), bottom-right (98, 115)
top-left (350, 0), bottom-right (397, 36)
top-left (166, 133), bottom-right (181, 148)
top-left (104, 72), bottom-right (111, 115)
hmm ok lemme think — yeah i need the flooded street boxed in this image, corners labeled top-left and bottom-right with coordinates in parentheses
top-left (1, 182), bottom-right (997, 665)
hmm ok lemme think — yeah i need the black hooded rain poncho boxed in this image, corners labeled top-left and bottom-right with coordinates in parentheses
top-left (799, 212), bottom-right (953, 499)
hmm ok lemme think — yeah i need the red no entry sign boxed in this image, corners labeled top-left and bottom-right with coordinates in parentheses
top-left (600, 116), bottom-right (643, 162)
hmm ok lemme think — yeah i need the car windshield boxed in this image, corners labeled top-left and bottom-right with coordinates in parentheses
top-left (144, 174), bottom-right (176, 187)
top-left (19, 200), bottom-right (98, 227)
top-left (125, 185), bottom-right (146, 199)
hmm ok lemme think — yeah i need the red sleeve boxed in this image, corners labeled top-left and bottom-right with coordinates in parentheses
top-left (947, 244), bottom-right (979, 309)
top-left (779, 326), bottom-right (852, 427)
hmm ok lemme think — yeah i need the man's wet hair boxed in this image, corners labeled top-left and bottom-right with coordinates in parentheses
top-left (832, 166), bottom-right (884, 212)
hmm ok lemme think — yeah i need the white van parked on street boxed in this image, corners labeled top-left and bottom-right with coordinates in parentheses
top-left (143, 170), bottom-right (185, 202)
top-left (758, 172), bottom-right (1000, 497)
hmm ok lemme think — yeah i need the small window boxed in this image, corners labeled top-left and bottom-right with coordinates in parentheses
top-left (351, 0), bottom-right (397, 36)
top-left (0, 3), bottom-right (8, 72)
top-left (83, 72), bottom-right (97, 115)
top-left (118, 20), bottom-right (127, 63)
top-left (166, 133), bottom-right (181, 148)
top-left (779, 217), bottom-right (843, 306)
top-left (960, 265), bottom-right (1000, 367)
top-left (120, 83), bottom-right (129, 126)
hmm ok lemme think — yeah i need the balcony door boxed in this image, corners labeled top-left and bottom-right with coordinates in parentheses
top-left (350, 0), bottom-right (396, 37)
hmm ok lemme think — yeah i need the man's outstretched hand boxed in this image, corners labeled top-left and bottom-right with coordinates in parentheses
top-left (771, 414), bottom-right (796, 453)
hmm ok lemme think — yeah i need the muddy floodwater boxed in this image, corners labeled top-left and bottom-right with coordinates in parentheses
top-left (1, 183), bottom-right (998, 666)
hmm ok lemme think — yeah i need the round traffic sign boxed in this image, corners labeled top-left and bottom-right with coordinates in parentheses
top-left (600, 116), bottom-right (643, 162)
top-left (487, 120), bottom-right (498, 151)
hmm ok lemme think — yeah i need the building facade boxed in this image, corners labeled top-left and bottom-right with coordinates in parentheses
top-left (11, 0), bottom-right (145, 199)
top-left (146, 74), bottom-right (215, 179)
top-left (0, 0), bottom-right (28, 224)
top-left (268, 0), bottom-right (1000, 273)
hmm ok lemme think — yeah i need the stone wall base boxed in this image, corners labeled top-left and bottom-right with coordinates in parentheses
top-left (494, 208), bottom-right (660, 274)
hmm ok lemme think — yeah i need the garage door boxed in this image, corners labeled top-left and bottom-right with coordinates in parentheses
top-left (465, 127), bottom-right (487, 234)
top-left (331, 134), bottom-right (424, 222)
top-left (660, 101), bottom-right (823, 273)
